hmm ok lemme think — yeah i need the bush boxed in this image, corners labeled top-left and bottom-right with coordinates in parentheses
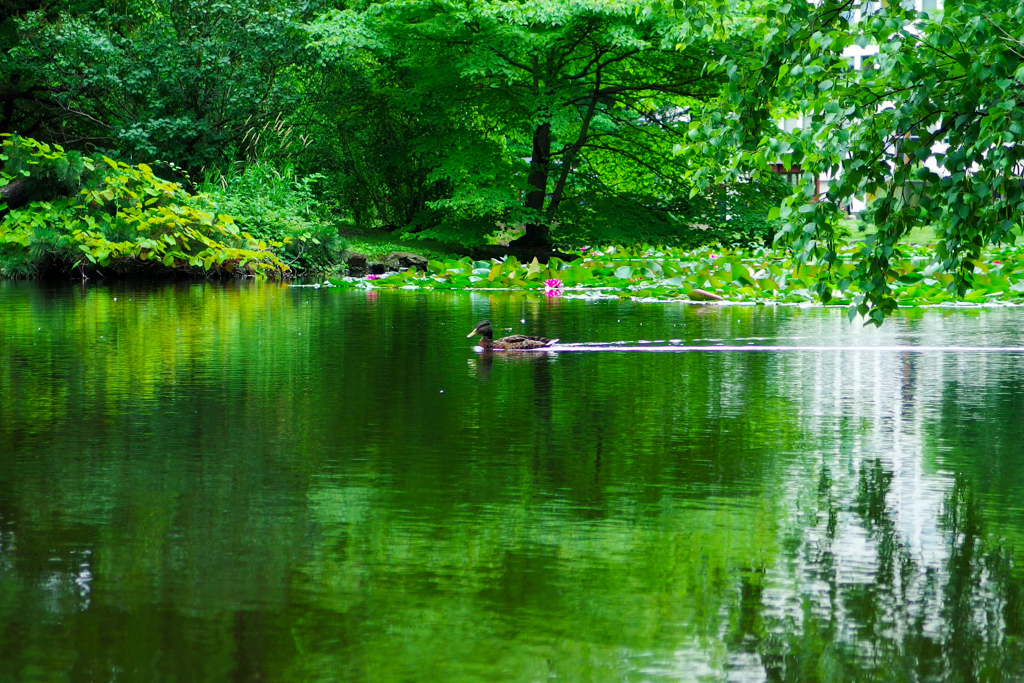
top-left (201, 162), bottom-right (348, 272)
top-left (0, 135), bottom-right (289, 278)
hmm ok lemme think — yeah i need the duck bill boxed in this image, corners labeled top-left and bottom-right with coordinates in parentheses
top-left (467, 329), bottom-right (480, 338)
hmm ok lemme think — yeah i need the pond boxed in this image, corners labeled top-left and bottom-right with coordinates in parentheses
top-left (2, 281), bottom-right (1024, 682)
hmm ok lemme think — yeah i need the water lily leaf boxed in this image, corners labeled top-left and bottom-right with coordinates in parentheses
top-left (729, 263), bottom-right (751, 281)
top-left (569, 264), bottom-right (593, 282)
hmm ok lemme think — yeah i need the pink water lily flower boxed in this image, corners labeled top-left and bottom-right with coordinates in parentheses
top-left (544, 278), bottom-right (563, 297)
top-left (366, 273), bottom-right (382, 280)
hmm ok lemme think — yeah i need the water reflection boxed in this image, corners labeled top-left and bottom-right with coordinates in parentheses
top-left (468, 348), bottom-right (558, 383)
top-left (1, 282), bottom-right (1024, 681)
top-left (746, 470), bottom-right (1024, 682)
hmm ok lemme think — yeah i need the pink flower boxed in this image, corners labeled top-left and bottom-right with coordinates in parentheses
top-left (544, 278), bottom-right (563, 297)
top-left (993, 261), bottom-right (1002, 265)
top-left (366, 273), bottom-right (382, 280)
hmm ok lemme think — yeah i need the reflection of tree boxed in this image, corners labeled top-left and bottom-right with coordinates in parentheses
top-left (932, 366), bottom-right (1024, 535)
top-left (7, 289), bottom-right (1024, 682)
top-left (0, 289), bottom-right (811, 680)
top-left (736, 466), bottom-right (1024, 682)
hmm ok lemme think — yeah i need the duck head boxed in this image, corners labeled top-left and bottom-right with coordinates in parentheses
top-left (467, 320), bottom-right (494, 340)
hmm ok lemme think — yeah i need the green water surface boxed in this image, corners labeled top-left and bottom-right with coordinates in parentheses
top-left (2, 281), bottom-right (1024, 682)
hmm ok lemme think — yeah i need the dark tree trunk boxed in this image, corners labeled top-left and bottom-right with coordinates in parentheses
top-left (514, 222), bottom-right (549, 247)
top-left (512, 122), bottom-right (552, 248)
top-left (524, 122), bottom-right (550, 213)
top-left (0, 178), bottom-right (33, 211)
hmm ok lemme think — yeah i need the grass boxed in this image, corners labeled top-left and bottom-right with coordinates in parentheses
top-left (847, 222), bottom-right (1021, 247)
top-left (900, 225), bottom-right (941, 244)
top-left (839, 217), bottom-right (941, 246)
top-left (337, 221), bottom-right (464, 262)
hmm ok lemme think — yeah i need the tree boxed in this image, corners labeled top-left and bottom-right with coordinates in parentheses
top-left (693, 0), bottom-right (1024, 324)
top-left (311, 0), bottom-right (763, 248)
top-left (2, 0), bottom-right (320, 171)
top-left (299, 52), bottom-right (457, 235)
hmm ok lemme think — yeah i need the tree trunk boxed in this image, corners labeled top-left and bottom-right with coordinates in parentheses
top-left (512, 122), bottom-right (552, 248)
top-left (0, 178), bottom-right (33, 211)
top-left (514, 222), bottom-right (549, 247)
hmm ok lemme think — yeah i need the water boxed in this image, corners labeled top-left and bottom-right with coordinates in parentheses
top-left (2, 281), bottom-right (1024, 682)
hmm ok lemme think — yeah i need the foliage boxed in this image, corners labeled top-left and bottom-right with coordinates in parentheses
top-left (310, 0), bottom-right (759, 248)
top-left (344, 238), bottom-right (459, 263)
top-left (552, 175), bottom-right (791, 248)
top-left (326, 241), bottom-right (1024, 310)
top-left (691, 0), bottom-right (1024, 324)
top-left (299, 57), bottom-right (453, 235)
top-left (0, 135), bottom-right (289, 278)
top-left (3, 0), bottom-right (319, 170)
top-left (200, 162), bottom-right (348, 273)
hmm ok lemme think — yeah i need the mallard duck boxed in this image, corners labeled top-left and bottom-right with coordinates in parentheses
top-left (467, 320), bottom-right (558, 350)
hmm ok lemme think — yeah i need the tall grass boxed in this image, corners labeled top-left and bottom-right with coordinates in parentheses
top-left (200, 162), bottom-right (348, 272)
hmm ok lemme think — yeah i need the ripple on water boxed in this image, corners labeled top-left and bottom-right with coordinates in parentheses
top-left (2, 285), bottom-right (1024, 680)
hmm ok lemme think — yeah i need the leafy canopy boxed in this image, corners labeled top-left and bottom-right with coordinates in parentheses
top-left (4, 0), bottom-right (318, 170)
top-left (311, 0), bottom-right (770, 247)
top-left (691, 0), bottom-right (1024, 324)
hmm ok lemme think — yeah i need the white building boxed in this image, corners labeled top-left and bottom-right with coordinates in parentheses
top-left (775, 0), bottom-right (946, 215)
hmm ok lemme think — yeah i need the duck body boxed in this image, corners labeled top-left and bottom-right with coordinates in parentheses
top-left (467, 320), bottom-right (557, 350)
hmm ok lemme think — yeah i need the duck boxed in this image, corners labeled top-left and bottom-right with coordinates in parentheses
top-left (466, 320), bottom-right (558, 350)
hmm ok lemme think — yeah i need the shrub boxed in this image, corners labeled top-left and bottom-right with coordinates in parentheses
top-left (0, 135), bottom-right (289, 278)
top-left (200, 162), bottom-right (348, 272)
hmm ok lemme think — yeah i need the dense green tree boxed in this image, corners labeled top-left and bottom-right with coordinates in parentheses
top-left (0, 0), bottom-right (102, 135)
top-left (301, 54), bottom-right (455, 235)
top-left (694, 0), bottom-right (1024, 323)
top-left (311, 0), bottom-right (774, 248)
top-left (2, 0), bottom-right (320, 171)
